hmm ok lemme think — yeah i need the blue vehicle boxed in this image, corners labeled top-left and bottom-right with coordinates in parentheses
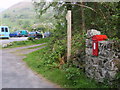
top-left (0, 26), bottom-right (10, 39)
top-left (17, 30), bottom-right (28, 37)
top-left (9, 31), bottom-right (21, 37)
top-left (9, 32), bottom-right (17, 37)
top-left (10, 30), bottom-right (29, 37)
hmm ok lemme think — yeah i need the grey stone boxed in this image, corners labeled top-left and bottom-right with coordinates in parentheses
top-left (86, 29), bottom-right (101, 38)
top-left (91, 58), bottom-right (100, 65)
top-left (107, 71), bottom-right (117, 81)
top-left (117, 53), bottom-right (120, 58)
top-left (85, 31), bottom-right (119, 83)
top-left (2, 44), bottom-right (8, 48)
top-left (104, 59), bottom-right (119, 71)
top-left (86, 48), bottom-right (92, 55)
top-left (94, 71), bottom-right (104, 82)
top-left (86, 39), bottom-right (92, 48)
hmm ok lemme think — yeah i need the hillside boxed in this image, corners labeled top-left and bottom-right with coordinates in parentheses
top-left (0, 1), bottom-right (55, 32)
top-left (1, 1), bottom-right (37, 31)
top-left (3, 2), bottom-right (35, 19)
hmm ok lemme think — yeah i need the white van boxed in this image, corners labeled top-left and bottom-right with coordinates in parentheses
top-left (0, 26), bottom-right (10, 39)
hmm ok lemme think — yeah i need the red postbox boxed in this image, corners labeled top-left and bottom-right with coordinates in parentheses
top-left (92, 35), bottom-right (108, 56)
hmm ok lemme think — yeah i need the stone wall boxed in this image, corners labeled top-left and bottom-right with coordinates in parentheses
top-left (85, 29), bottom-right (120, 83)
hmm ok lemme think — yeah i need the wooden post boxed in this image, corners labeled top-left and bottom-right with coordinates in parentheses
top-left (66, 10), bottom-right (72, 61)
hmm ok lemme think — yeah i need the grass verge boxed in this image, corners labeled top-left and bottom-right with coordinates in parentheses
top-left (3, 38), bottom-right (49, 48)
top-left (24, 47), bottom-right (109, 88)
top-left (27, 44), bottom-right (47, 49)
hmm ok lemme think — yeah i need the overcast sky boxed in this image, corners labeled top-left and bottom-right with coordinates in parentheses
top-left (0, 0), bottom-right (31, 9)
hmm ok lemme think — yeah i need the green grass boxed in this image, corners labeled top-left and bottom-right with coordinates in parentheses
top-left (4, 38), bottom-right (49, 48)
top-left (24, 47), bottom-right (110, 88)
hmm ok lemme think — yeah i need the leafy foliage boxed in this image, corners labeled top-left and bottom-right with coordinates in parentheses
top-left (31, 1), bottom-right (120, 87)
top-left (24, 47), bottom-right (109, 88)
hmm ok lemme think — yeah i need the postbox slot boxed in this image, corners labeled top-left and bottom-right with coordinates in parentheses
top-left (93, 43), bottom-right (96, 50)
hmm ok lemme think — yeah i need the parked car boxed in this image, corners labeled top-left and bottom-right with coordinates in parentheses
top-left (9, 32), bottom-right (18, 37)
top-left (28, 31), bottom-right (42, 39)
top-left (17, 30), bottom-right (29, 37)
top-left (10, 30), bottom-right (29, 37)
top-left (44, 32), bottom-right (51, 38)
top-left (9, 31), bottom-right (21, 37)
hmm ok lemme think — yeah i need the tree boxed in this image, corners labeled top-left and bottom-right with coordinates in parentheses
top-left (32, 1), bottom-right (119, 64)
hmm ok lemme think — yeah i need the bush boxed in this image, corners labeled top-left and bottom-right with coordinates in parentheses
top-left (28, 37), bottom-right (34, 41)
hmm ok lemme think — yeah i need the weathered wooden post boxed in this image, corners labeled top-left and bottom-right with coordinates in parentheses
top-left (66, 10), bottom-right (72, 61)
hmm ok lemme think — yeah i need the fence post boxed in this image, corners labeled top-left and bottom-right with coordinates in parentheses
top-left (66, 10), bottom-right (72, 61)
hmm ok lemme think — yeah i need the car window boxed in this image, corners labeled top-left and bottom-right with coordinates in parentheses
top-left (30, 32), bottom-right (36, 34)
top-left (1, 28), bottom-right (4, 32)
top-left (5, 28), bottom-right (8, 32)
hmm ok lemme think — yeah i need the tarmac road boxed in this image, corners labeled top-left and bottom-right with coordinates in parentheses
top-left (0, 37), bottom-right (28, 45)
top-left (0, 44), bottom-right (60, 88)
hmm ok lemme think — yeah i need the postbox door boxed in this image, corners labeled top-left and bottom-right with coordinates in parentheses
top-left (92, 41), bottom-right (98, 56)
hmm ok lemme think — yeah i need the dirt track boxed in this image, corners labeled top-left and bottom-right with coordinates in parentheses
top-left (1, 44), bottom-right (60, 88)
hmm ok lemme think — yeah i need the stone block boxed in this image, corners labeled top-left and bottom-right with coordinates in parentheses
top-left (94, 71), bottom-right (104, 82)
top-left (104, 59), bottom-right (119, 71)
top-left (86, 48), bottom-right (92, 55)
top-left (85, 66), bottom-right (95, 78)
top-left (91, 57), bottom-right (100, 65)
top-left (86, 29), bottom-right (101, 38)
top-left (2, 44), bottom-right (7, 48)
top-left (92, 65), bottom-right (99, 70)
top-left (117, 53), bottom-right (120, 58)
top-left (112, 58), bottom-right (120, 71)
top-left (86, 39), bottom-right (92, 48)
top-left (100, 68), bottom-right (107, 78)
top-left (99, 41), bottom-right (113, 50)
top-left (98, 41), bottom-right (115, 58)
top-left (105, 71), bottom-right (117, 81)
top-left (85, 33), bottom-right (119, 83)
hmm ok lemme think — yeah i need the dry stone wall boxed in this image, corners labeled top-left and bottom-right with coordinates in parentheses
top-left (85, 29), bottom-right (120, 83)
